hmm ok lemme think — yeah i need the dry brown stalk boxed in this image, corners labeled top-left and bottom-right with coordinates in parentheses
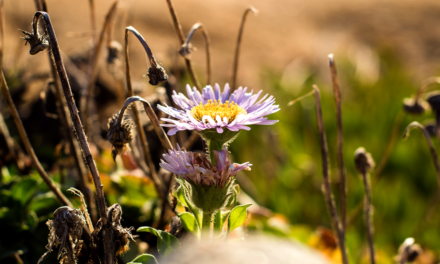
top-left (231, 6), bottom-right (258, 91)
top-left (82, 0), bottom-right (119, 133)
top-left (354, 147), bottom-right (376, 264)
top-left (180, 23), bottom-right (212, 85)
top-left (38, 0), bottom-right (97, 224)
top-left (403, 122), bottom-right (440, 192)
top-left (328, 54), bottom-right (347, 232)
top-left (27, 11), bottom-right (113, 263)
top-left (165, 0), bottom-right (202, 90)
top-left (312, 85), bottom-right (349, 264)
top-left (0, 1), bottom-right (73, 210)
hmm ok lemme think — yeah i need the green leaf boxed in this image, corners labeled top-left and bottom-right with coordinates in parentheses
top-left (137, 226), bottom-right (179, 256)
top-left (179, 212), bottom-right (200, 237)
top-left (174, 185), bottom-right (188, 208)
top-left (214, 210), bottom-right (230, 231)
top-left (128, 253), bottom-right (158, 264)
top-left (12, 178), bottom-right (39, 206)
top-left (26, 211), bottom-right (38, 231)
top-left (228, 203), bottom-right (251, 231)
top-left (174, 178), bottom-right (203, 227)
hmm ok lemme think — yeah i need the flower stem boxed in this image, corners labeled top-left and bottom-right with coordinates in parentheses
top-left (202, 211), bottom-right (213, 240)
top-left (208, 140), bottom-right (223, 166)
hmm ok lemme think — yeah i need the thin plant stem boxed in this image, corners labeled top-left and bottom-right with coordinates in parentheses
top-left (414, 76), bottom-right (440, 101)
top-left (165, 0), bottom-right (201, 90)
top-left (231, 6), bottom-right (257, 91)
top-left (32, 11), bottom-right (111, 262)
top-left (82, 0), bottom-right (119, 132)
top-left (38, 0), bottom-right (97, 224)
top-left (181, 23), bottom-right (212, 85)
top-left (312, 85), bottom-right (349, 264)
top-left (0, 71), bottom-right (73, 208)
top-left (0, 2), bottom-right (74, 210)
top-left (124, 28), bottom-right (166, 199)
top-left (328, 54), bottom-right (347, 232)
top-left (33, 0), bottom-right (42, 10)
top-left (403, 122), bottom-right (440, 192)
top-left (360, 169), bottom-right (375, 264)
top-left (347, 110), bottom-right (403, 227)
top-left (202, 211), bottom-right (213, 241)
top-left (89, 0), bottom-right (97, 43)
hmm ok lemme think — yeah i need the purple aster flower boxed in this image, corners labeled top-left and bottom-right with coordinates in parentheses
top-left (159, 144), bottom-right (251, 187)
top-left (158, 83), bottom-right (280, 135)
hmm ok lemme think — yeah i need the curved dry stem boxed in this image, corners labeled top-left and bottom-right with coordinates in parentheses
top-left (165, 0), bottom-right (201, 90)
top-left (403, 122), bottom-right (440, 192)
top-left (414, 76), bottom-right (440, 101)
top-left (32, 11), bottom-right (108, 223)
top-left (231, 6), bottom-right (258, 91)
top-left (180, 23), bottom-right (212, 85)
top-left (328, 54), bottom-right (347, 232)
top-left (125, 26), bottom-right (160, 68)
top-left (312, 85), bottom-right (349, 264)
top-left (37, 1), bottom-right (97, 224)
top-left (82, 0), bottom-right (119, 132)
top-left (0, 3), bottom-right (75, 211)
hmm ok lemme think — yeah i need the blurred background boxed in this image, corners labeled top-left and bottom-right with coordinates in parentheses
top-left (2, 0), bottom-right (440, 263)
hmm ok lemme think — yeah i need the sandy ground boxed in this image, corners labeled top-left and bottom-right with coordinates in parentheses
top-left (4, 0), bottom-right (440, 92)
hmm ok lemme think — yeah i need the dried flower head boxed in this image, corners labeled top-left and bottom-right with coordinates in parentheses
top-left (354, 147), bottom-right (375, 174)
top-left (395, 238), bottom-right (422, 263)
top-left (38, 206), bottom-right (85, 264)
top-left (88, 204), bottom-right (136, 263)
top-left (178, 43), bottom-right (196, 59)
top-left (107, 40), bottom-right (122, 65)
top-left (146, 64), bottom-right (168, 85)
top-left (426, 91), bottom-right (440, 112)
top-left (158, 84), bottom-right (279, 136)
top-left (20, 29), bottom-right (49, 55)
top-left (403, 98), bottom-right (427, 115)
top-left (107, 112), bottom-right (134, 161)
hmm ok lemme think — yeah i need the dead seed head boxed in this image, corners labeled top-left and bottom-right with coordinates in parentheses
top-left (426, 91), bottom-right (440, 112)
top-left (178, 43), bottom-right (196, 59)
top-left (88, 204), bottom-right (136, 263)
top-left (20, 29), bottom-right (49, 55)
top-left (354, 147), bottom-right (375, 174)
top-left (403, 98), bottom-right (427, 115)
top-left (107, 40), bottom-right (123, 65)
top-left (423, 120), bottom-right (436, 137)
top-left (395, 238), bottom-right (422, 263)
top-left (146, 65), bottom-right (168, 85)
top-left (107, 112), bottom-right (134, 161)
top-left (38, 206), bottom-right (85, 264)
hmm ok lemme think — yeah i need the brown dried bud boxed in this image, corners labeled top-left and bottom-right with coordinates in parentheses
top-left (38, 206), bottom-right (85, 264)
top-left (88, 204), bottom-right (136, 263)
top-left (403, 98), bottom-right (427, 115)
top-left (178, 43), bottom-right (196, 59)
top-left (395, 238), bottom-right (422, 263)
top-left (19, 29), bottom-right (49, 55)
top-left (146, 64), bottom-right (168, 86)
top-left (354, 147), bottom-right (375, 174)
top-left (423, 120), bottom-right (436, 137)
top-left (107, 40), bottom-right (122, 65)
top-left (426, 91), bottom-right (440, 112)
top-left (107, 112), bottom-right (134, 161)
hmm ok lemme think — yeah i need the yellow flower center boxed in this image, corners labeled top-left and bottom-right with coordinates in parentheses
top-left (190, 99), bottom-right (247, 123)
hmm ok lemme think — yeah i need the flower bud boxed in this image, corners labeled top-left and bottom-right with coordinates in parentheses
top-left (354, 147), bottom-right (375, 174)
top-left (403, 98), bottom-right (427, 115)
top-left (20, 29), bottom-right (49, 55)
top-left (107, 112), bottom-right (134, 160)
